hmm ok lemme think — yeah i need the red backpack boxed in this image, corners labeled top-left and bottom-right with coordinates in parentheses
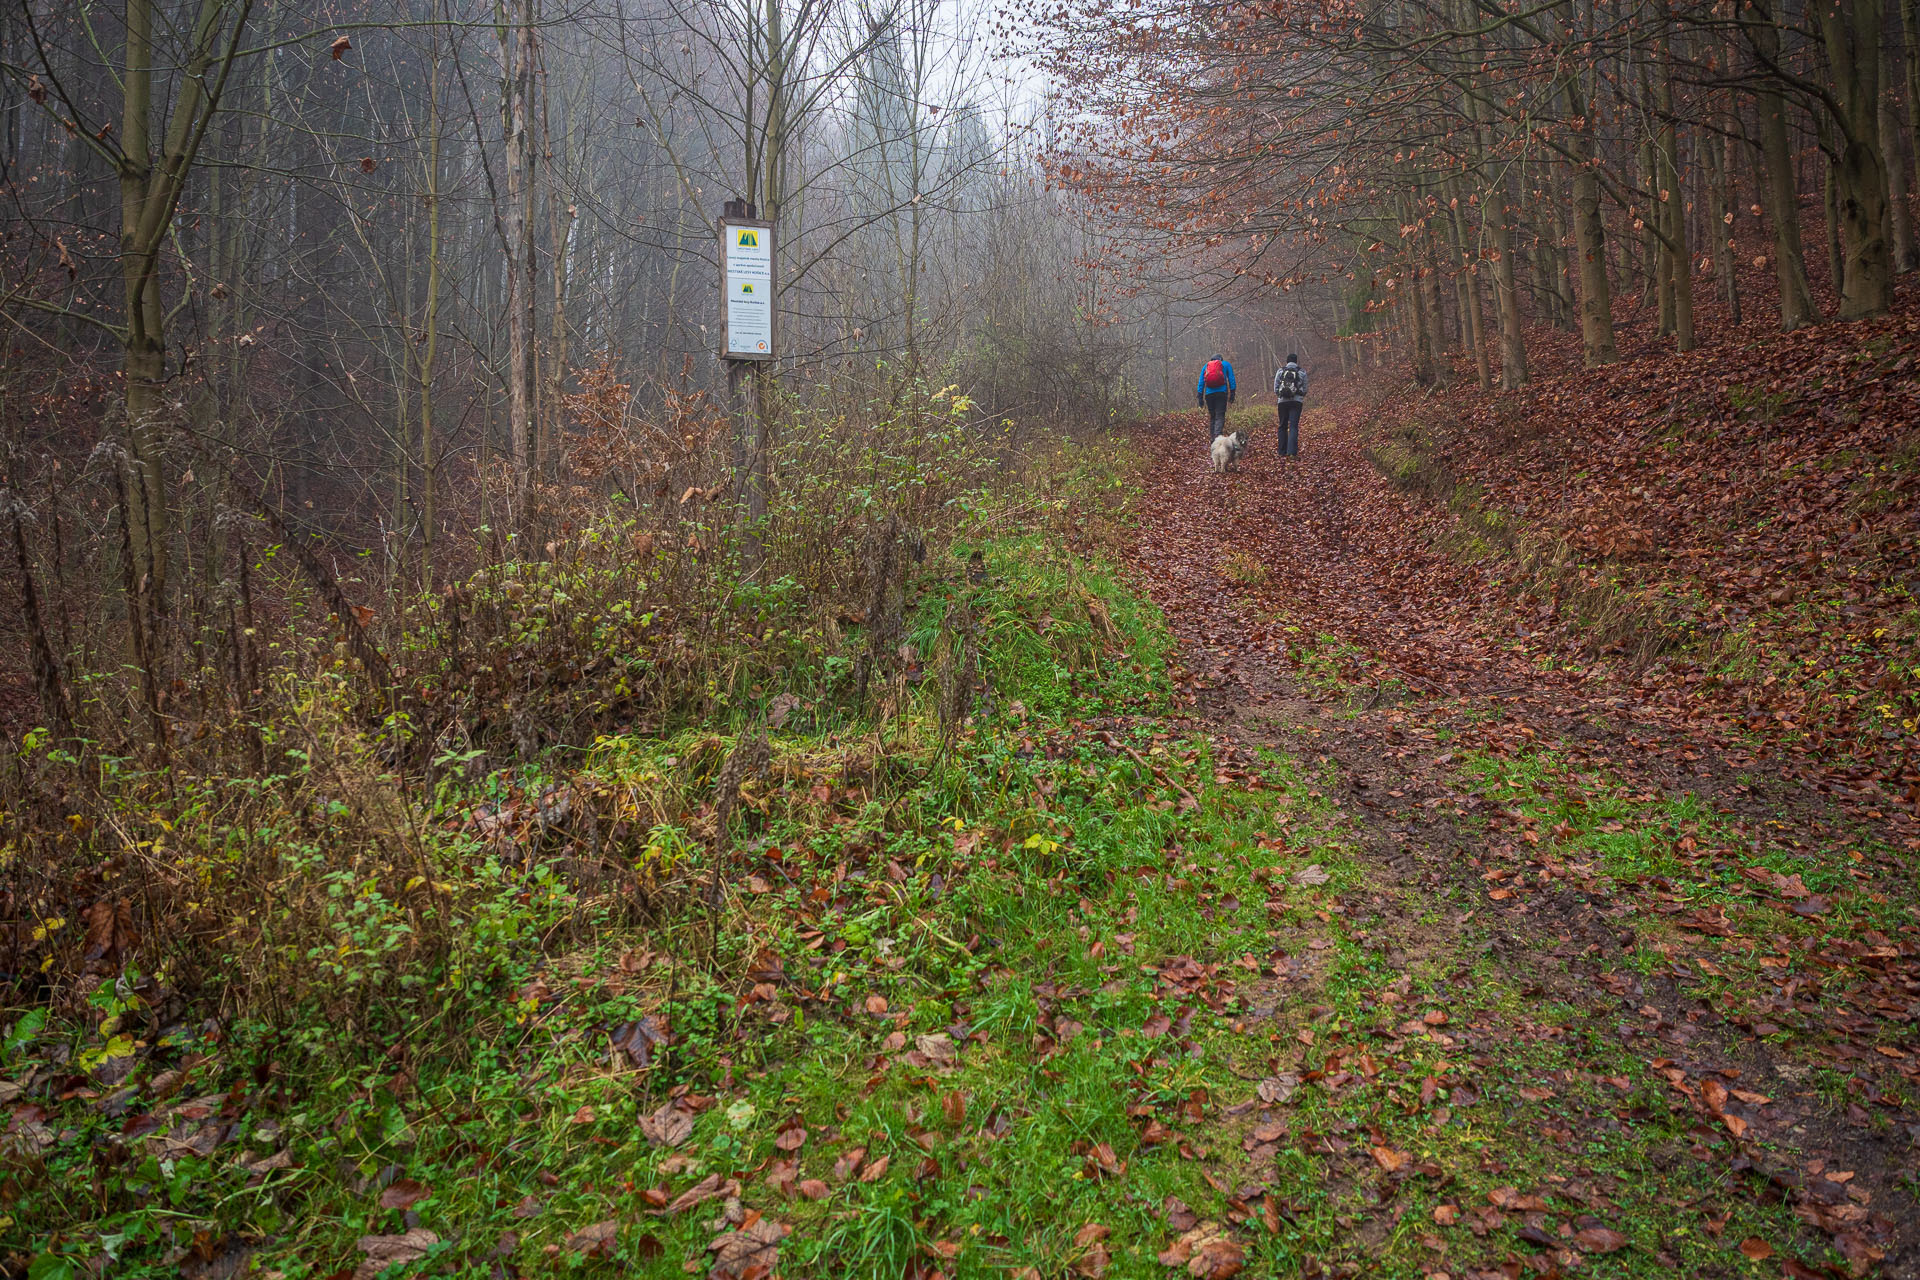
top-left (1203, 358), bottom-right (1227, 389)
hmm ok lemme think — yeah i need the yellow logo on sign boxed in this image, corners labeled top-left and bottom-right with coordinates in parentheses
top-left (736, 230), bottom-right (758, 248)
top-left (741, 284), bottom-right (753, 294)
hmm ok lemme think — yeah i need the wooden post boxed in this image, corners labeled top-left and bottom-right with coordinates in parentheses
top-left (720, 199), bottom-right (775, 573)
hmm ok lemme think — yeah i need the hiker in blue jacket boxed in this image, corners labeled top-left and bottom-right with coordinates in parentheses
top-left (1273, 353), bottom-right (1308, 457)
top-left (1196, 354), bottom-right (1236, 439)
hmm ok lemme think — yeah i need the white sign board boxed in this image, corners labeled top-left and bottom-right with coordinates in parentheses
top-left (720, 219), bottom-right (774, 360)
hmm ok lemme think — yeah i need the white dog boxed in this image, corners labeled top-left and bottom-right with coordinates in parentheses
top-left (1209, 430), bottom-right (1248, 473)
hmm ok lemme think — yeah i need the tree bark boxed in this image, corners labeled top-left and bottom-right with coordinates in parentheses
top-left (1654, 30), bottom-right (1695, 350)
top-left (1824, 156), bottom-right (1846, 295)
top-left (497, 0), bottom-right (538, 513)
top-left (1705, 121), bottom-right (1744, 322)
top-left (1421, 237), bottom-right (1450, 384)
top-left (1447, 184), bottom-right (1493, 389)
top-left (1400, 192), bottom-right (1435, 385)
top-left (121, 0), bottom-right (169, 608)
top-left (1562, 71), bottom-right (1619, 363)
top-left (421, 50), bottom-right (444, 590)
top-left (1906, 0), bottom-right (1920, 265)
top-left (1751, 0), bottom-right (1821, 327)
top-left (1546, 185), bottom-right (1577, 328)
top-left (1486, 180), bottom-right (1529, 389)
top-left (1881, 28), bottom-right (1916, 270)
top-left (1818, 0), bottom-right (1894, 318)
top-left (1636, 132), bottom-right (1672, 329)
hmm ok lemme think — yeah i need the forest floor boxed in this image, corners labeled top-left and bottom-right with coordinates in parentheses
top-left (10, 390), bottom-right (1920, 1280)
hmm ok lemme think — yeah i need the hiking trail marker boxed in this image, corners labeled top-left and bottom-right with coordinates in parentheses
top-left (719, 212), bottom-right (775, 361)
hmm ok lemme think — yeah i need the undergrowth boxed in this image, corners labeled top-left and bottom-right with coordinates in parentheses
top-left (0, 433), bottom-right (1150, 1274)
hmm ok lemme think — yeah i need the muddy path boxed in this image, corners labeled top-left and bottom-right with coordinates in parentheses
top-left (1124, 407), bottom-right (1920, 1278)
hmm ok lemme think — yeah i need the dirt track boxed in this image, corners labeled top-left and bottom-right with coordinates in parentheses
top-left (1126, 407), bottom-right (1920, 1278)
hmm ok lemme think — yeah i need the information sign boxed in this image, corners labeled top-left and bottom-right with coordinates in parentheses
top-left (720, 219), bottom-right (775, 360)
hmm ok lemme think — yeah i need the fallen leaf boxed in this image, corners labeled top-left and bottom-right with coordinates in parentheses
top-left (709, 1216), bottom-right (789, 1279)
top-left (1085, 1141), bottom-right (1125, 1178)
top-left (609, 1015), bottom-right (670, 1069)
top-left (1371, 1145), bottom-right (1409, 1173)
top-left (1256, 1073), bottom-right (1298, 1103)
top-left (564, 1219), bottom-right (620, 1257)
top-left (1249, 1120), bottom-right (1287, 1144)
top-left (639, 1103), bottom-right (693, 1148)
top-left (1739, 1237), bottom-right (1773, 1261)
top-left (377, 1179), bottom-right (432, 1210)
top-left (1158, 1222), bottom-right (1233, 1269)
top-left (1573, 1226), bottom-right (1630, 1254)
top-left (354, 1230), bottom-right (438, 1280)
top-left (915, 1032), bottom-right (959, 1067)
top-left (241, 1148), bottom-right (294, 1180)
top-left (1189, 1238), bottom-right (1245, 1278)
top-left (661, 1173), bottom-right (734, 1214)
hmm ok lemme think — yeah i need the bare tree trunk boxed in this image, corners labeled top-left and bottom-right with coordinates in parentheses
top-left (547, 188), bottom-right (572, 482)
top-left (1448, 183), bottom-right (1493, 389)
top-left (1705, 119), bottom-right (1744, 322)
top-left (1819, 0), bottom-right (1894, 317)
top-left (498, 0), bottom-right (538, 513)
top-left (1486, 176), bottom-right (1529, 388)
top-left (1546, 186), bottom-right (1577, 327)
top-left (1408, 272), bottom-right (1435, 385)
top-left (1563, 71), bottom-right (1619, 363)
top-left (121, 0), bottom-right (170, 608)
top-left (1882, 28), bottom-right (1916, 270)
top-left (1655, 30), bottom-right (1695, 350)
top-left (1824, 149), bottom-right (1847, 297)
top-left (1906, 0), bottom-right (1920, 265)
top-left (1633, 135), bottom-right (1670, 330)
top-left (1752, 0), bottom-right (1821, 327)
top-left (421, 50), bottom-right (444, 590)
top-left (1421, 236), bottom-right (1450, 385)
top-left (1400, 192), bottom-right (1435, 385)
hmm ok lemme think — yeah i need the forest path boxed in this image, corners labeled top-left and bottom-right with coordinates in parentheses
top-left (1121, 406), bottom-right (1920, 1278)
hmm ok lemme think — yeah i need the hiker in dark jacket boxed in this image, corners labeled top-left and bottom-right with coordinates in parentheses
top-left (1272, 354), bottom-right (1308, 457)
top-left (1195, 354), bottom-right (1236, 439)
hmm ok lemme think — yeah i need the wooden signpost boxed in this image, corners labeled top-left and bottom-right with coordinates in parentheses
top-left (719, 199), bottom-right (775, 566)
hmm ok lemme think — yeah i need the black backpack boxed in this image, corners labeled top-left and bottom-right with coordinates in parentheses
top-left (1276, 366), bottom-right (1303, 398)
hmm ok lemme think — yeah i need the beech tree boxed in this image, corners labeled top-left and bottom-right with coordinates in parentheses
top-left (1030, 0), bottom-right (1913, 388)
